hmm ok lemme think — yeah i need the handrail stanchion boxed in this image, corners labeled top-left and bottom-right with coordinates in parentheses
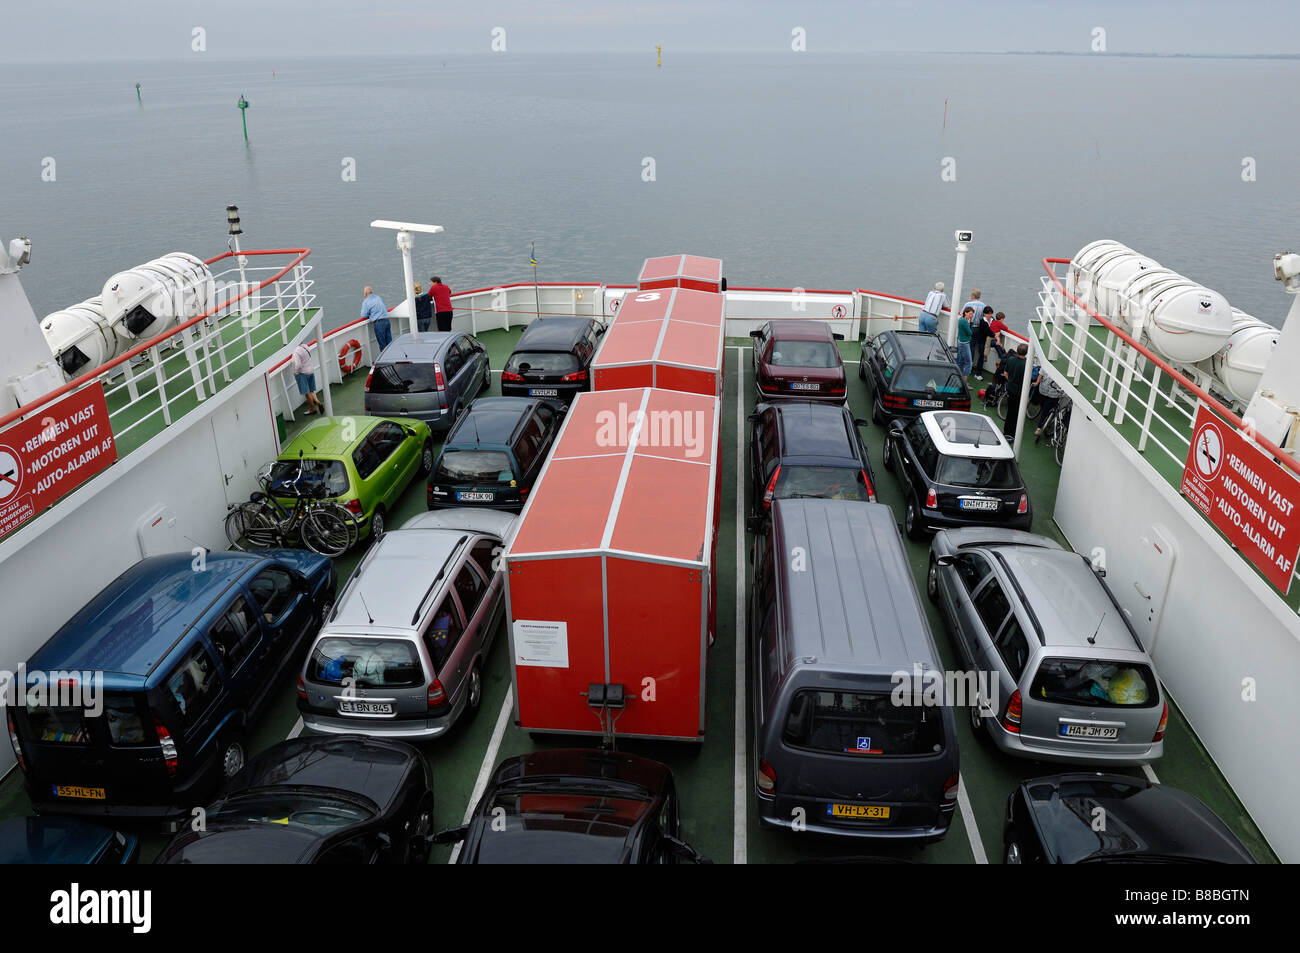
top-left (1139, 366), bottom-right (1162, 453)
top-left (151, 344), bottom-right (172, 426)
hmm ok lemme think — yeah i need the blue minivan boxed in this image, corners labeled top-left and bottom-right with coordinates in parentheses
top-left (7, 550), bottom-right (335, 822)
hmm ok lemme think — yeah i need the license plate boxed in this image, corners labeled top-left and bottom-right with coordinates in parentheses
top-left (53, 785), bottom-right (105, 800)
top-left (826, 803), bottom-right (891, 819)
top-left (1061, 724), bottom-right (1119, 739)
top-left (914, 399), bottom-right (944, 408)
top-left (457, 491), bottom-right (494, 502)
top-left (789, 382), bottom-right (820, 391)
top-left (338, 700), bottom-right (394, 715)
top-left (959, 497), bottom-right (1000, 511)
top-left (529, 388), bottom-right (558, 397)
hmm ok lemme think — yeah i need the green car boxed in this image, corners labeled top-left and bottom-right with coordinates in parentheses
top-left (269, 415), bottom-right (434, 541)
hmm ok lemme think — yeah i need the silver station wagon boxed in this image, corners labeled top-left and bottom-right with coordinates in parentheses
top-left (927, 528), bottom-right (1167, 766)
top-left (298, 510), bottom-right (513, 739)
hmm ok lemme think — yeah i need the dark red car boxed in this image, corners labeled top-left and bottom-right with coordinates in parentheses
top-left (750, 320), bottom-right (847, 403)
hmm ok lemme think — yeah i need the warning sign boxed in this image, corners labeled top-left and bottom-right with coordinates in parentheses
top-left (1180, 404), bottom-right (1300, 593)
top-left (831, 304), bottom-right (847, 319)
top-left (0, 382), bottom-right (117, 541)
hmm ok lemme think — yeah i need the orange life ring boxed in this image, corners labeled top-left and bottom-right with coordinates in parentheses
top-left (338, 339), bottom-right (363, 374)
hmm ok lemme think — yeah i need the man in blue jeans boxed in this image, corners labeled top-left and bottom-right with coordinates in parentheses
top-left (919, 281), bottom-right (947, 334)
top-left (361, 285), bottom-right (391, 353)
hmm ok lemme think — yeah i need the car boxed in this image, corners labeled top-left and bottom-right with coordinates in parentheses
top-left (363, 332), bottom-right (492, 435)
top-left (927, 527), bottom-right (1167, 766)
top-left (434, 749), bottom-right (710, 863)
top-left (750, 319), bottom-right (847, 403)
top-left (155, 736), bottom-right (434, 864)
top-left (1003, 773), bottom-right (1256, 864)
top-left (298, 509), bottom-right (512, 739)
top-left (747, 401), bottom-right (876, 519)
top-left (0, 817), bottom-right (138, 864)
top-left (8, 550), bottom-right (335, 821)
top-left (860, 330), bottom-right (971, 422)
top-left (500, 316), bottom-right (604, 405)
top-left (427, 397), bottom-right (562, 512)
top-left (749, 499), bottom-right (960, 841)
top-left (269, 415), bottom-right (432, 541)
top-left (883, 410), bottom-right (1031, 540)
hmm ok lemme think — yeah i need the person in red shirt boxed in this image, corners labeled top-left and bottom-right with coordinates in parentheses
top-left (988, 311), bottom-right (1012, 362)
top-left (430, 276), bottom-right (453, 332)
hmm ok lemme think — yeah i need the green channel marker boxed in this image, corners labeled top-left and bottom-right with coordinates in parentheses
top-left (237, 94), bottom-right (249, 141)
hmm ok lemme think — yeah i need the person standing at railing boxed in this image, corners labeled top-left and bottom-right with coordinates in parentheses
top-left (1002, 343), bottom-right (1029, 439)
top-left (956, 307), bottom-right (974, 380)
top-left (291, 342), bottom-right (323, 416)
top-left (962, 289), bottom-right (983, 328)
top-left (414, 282), bottom-right (433, 333)
top-left (919, 282), bottom-right (947, 334)
top-left (430, 276), bottom-right (454, 332)
top-left (971, 306), bottom-right (995, 380)
top-left (361, 285), bottom-right (392, 353)
top-left (988, 311), bottom-right (1011, 363)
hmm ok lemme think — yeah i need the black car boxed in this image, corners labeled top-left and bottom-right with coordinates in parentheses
top-left (748, 401), bottom-right (877, 519)
top-left (435, 749), bottom-right (710, 864)
top-left (427, 397), bottom-right (562, 511)
top-left (861, 330), bottom-right (971, 422)
top-left (883, 410), bottom-right (1031, 540)
top-left (501, 317), bottom-right (605, 405)
top-left (0, 817), bottom-right (138, 864)
top-left (155, 736), bottom-right (434, 864)
top-left (1004, 773), bottom-right (1256, 864)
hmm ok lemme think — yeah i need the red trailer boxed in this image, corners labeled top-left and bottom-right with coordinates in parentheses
top-left (593, 287), bottom-right (725, 397)
top-left (503, 387), bottom-right (721, 741)
top-left (638, 254), bottom-right (724, 293)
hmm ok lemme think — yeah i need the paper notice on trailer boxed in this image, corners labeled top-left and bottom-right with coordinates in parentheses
top-left (513, 619), bottom-right (569, 668)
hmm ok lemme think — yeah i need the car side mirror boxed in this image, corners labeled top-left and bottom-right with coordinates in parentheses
top-left (595, 324), bottom-right (606, 336)
top-left (936, 554), bottom-right (956, 567)
top-left (854, 418), bottom-right (870, 429)
top-left (746, 514), bottom-right (768, 536)
top-left (749, 329), bottom-right (762, 338)
top-left (665, 835), bottom-right (712, 864)
top-left (404, 427), bottom-right (417, 437)
top-left (746, 411), bottom-right (762, 423)
top-left (431, 826), bottom-right (468, 846)
top-left (831, 332), bottom-right (845, 341)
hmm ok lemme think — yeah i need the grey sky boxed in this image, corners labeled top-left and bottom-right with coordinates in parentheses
top-left (2, 1), bottom-right (1296, 60)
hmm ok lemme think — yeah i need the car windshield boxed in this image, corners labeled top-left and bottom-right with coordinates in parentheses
top-left (368, 361), bottom-right (439, 394)
top-left (308, 637), bottom-right (423, 689)
top-left (268, 458), bottom-right (349, 496)
top-left (210, 793), bottom-right (374, 833)
top-left (895, 366), bottom-right (964, 394)
top-left (1029, 658), bottom-right (1159, 708)
top-left (938, 456), bottom-right (1020, 489)
top-left (770, 340), bottom-right (839, 368)
top-left (435, 450), bottom-right (514, 484)
top-left (474, 791), bottom-right (651, 863)
top-left (506, 352), bottom-right (578, 375)
top-left (783, 690), bottom-right (945, 756)
top-left (775, 466), bottom-right (869, 502)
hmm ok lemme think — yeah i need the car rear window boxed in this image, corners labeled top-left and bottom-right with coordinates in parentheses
top-left (506, 351), bottom-right (578, 375)
top-left (435, 449), bottom-right (514, 484)
top-left (210, 793), bottom-right (374, 832)
top-left (938, 456), bottom-right (1020, 489)
top-left (308, 637), bottom-right (423, 689)
top-left (1029, 658), bottom-right (1159, 708)
top-left (268, 458), bottom-right (350, 496)
top-left (23, 704), bottom-right (89, 745)
top-left (894, 366), bottom-right (964, 394)
top-left (783, 690), bottom-right (945, 756)
top-left (368, 361), bottom-right (440, 394)
top-left (770, 341), bottom-right (839, 368)
top-left (775, 466), bottom-right (870, 502)
top-left (104, 693), bottom-right (149, 746)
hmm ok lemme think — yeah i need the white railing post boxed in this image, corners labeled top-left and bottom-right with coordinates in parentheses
top-left (275, 280), bottom-right (289, 345)
top-left (1139, 366), bottom-right (1161, 453)
top-left (152, 344), bottom-right (172, 426)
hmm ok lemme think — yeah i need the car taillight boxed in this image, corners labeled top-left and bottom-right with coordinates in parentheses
top-left (364, 366), bottom-right (374, 390)
top-left (346, 498), bottom-right (364, 515)
top-left (882, 394), bottom-right (907, 407)
top-left (6, 709), bottom-right (25, 773)
top-left (296, 675), bottom-right (307, 701)
top-left (1017, 493), bottom-right (1028, 514)
top-left (756, 759), bottom-right (776, 795)
top-left (562, 369), bottom-right (588, 382)
top-left (427, 680), bottom-right (446, 708)
top-left (1002, 690), bottom-right (1022, 733)
top-left (926, 487), bottom-right (937, 508)
top-left (942, 773), bottom-right (959, 802)
top-left (952, 399), bottom-right (971, 410)
top-left (501, 371), bottom-right (523, 382)
top-left (1152, 701), bottom-right (1168, 742)
top-left (434, 362), bottom-right (446, 391)
top-left (763, 466), bottom-right (781, 509)
top-left (861, 470), bottom-right (875, 502)
top-left (829, 384), bottom-right (845, 394)
top-left (154, 719), bottom-right (178, 776)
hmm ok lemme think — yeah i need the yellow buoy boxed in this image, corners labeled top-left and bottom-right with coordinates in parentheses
top-left (657, 45), bottom-right (662, 68)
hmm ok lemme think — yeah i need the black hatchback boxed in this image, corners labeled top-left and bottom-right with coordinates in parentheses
top-left (748, 401), bottom-right (877, 520)
top-left (427, 397), bottom-right (562, 511)
top-left (861, 330), bottom-right (971, 422)
top-left (883, 411), bottom-right (1031, 540)
top-left (435, 749), bottom-right (710, 864)
top-left (501, 317), bottom-right (604, 405)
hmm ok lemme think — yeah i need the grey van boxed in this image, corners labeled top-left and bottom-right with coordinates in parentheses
top-left (749, 499), bottom-right (960, 840)
top-left (363, 332), bottom-right (492, 436)
top-left (298, 509), bottom-right (512, 739)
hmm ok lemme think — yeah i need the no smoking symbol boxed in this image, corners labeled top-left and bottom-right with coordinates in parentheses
top-left (0, 447), bottom-right (23, 501)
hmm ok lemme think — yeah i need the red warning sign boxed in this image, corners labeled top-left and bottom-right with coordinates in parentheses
top-left (0, 382), bottom-right (117, 541)
top-left (1180, 404), bottom-right (1300, 593)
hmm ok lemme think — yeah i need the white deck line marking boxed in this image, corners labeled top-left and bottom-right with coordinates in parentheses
top-left (1142, 762), bottom-right (1160, 784)
top-left (286, 716), bottom-right (304, 739)
top-left (450, 686), bottom-right (515, 864)
top-left (957, 775), bottom-right (988, 864)
top-left (733, 346), bottom-right (748, 865)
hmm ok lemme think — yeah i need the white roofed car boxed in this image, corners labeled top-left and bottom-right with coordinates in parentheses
top-left (882, 410), bottom-right (1033, 539)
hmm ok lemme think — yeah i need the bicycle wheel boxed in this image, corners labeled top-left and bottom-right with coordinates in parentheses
top-left (997, 393), bottom-right (1009, 420)
top-left (226, 501), bottom-right (279, 550)
top-left (318, 501), bottom-right (361, 550)
top-left (301, 508), bottom-right (352, 557)
top-left (1054, 425), bottom-right (1068, 466)
top-left (1026, 399), bottom-right (1042, 421)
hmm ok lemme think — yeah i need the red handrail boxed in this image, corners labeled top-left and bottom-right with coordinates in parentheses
top-left (1041, 256), bottom-right (1300, 481)
top-left (0, 248), bottom-right (311, 431)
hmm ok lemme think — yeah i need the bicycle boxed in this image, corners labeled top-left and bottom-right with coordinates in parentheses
top-left (224, 454), bottom-right (360, 557)
top-left (1035, 395), bottom-right (1072, 465)
top-left (985, 366), bottom-right (1042, 422)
